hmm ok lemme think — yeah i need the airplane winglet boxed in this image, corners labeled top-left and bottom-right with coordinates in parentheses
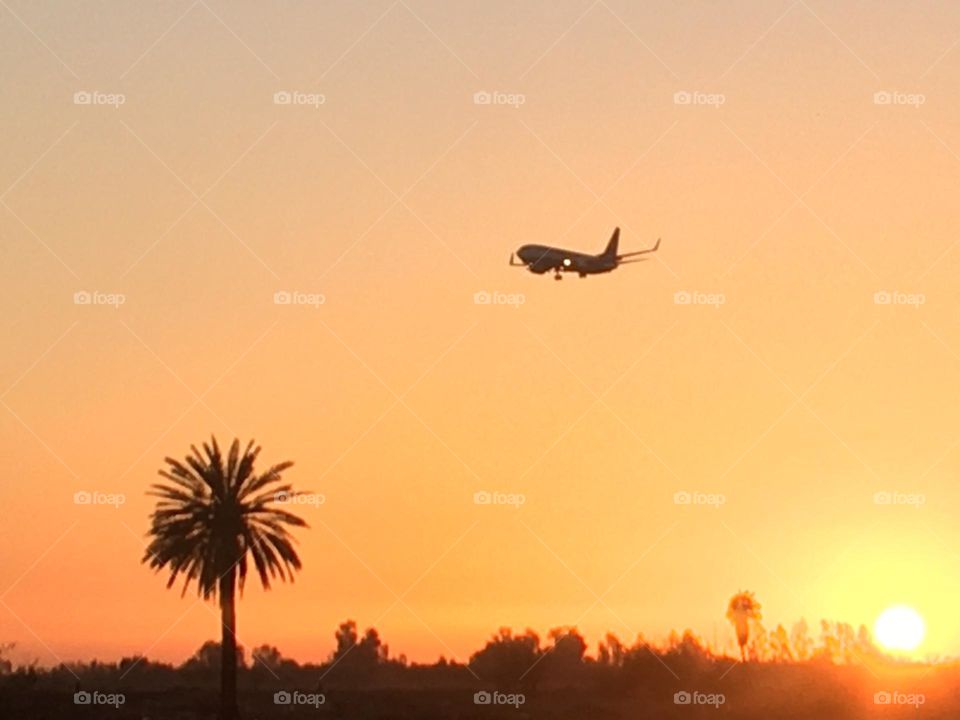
top-left (616, 237), bottom-right (661, 260)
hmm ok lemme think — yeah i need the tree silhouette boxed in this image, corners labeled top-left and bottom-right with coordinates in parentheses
top-left (328, 620), bottom-right (389, 686)
top-left (0, 642), bottom-right (13, 675)
top-left (541, 627), bottom-right (586, 687)
top-left (142, 437), bottom-right (307, 719)
top-left (180, 641), bottom-right (246, 688)
top-left (791, 619), bottom-right (813, 661)
top-left (469, 628), bottom-right (541, 689)
top-left (726, 591), bottom-right (762, 662)
top-left (770, 624), bottom-right (794, 662)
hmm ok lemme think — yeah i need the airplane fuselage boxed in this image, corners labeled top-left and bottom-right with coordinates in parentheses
top-left (515, 245), bottom-right (617, 276)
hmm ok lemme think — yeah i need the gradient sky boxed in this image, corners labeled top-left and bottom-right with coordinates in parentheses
top-left (3, 0), bottom-right (960, 667)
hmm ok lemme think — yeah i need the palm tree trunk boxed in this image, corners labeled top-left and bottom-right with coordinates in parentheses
top-left (219, 567), bottom-right (239, 720)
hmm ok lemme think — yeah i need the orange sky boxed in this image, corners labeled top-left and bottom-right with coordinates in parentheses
top-left (4, 0), bottom-right (960, 667)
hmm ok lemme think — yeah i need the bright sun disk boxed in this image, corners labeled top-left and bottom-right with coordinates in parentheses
top-left (875, 605), bottom-right (925, 652)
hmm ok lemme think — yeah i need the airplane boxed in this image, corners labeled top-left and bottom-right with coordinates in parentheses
top-left (510, 227), bottom-right (660, 279)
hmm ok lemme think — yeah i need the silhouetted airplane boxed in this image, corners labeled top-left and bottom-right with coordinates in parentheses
top-left (510, 227), bottom-right (660, 280)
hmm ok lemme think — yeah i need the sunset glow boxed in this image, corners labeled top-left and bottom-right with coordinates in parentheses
top-left (4, 3), bottom-right (960, 718)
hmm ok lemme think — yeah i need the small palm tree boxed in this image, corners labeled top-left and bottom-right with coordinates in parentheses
top-left (143, 437), bottom-right (308, 720)
top-left (726, 591), bottom-right (762, 662)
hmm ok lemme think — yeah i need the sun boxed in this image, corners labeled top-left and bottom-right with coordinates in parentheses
top-left (875, 605), bottom-right (926, 652)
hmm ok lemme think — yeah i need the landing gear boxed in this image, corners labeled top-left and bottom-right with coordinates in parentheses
top-left (554, 272), bottom-right (563, 280)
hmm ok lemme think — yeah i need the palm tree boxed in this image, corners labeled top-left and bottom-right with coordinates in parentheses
top-left (726, 591), bottom-right (762, 662)
top-left (143, 437), bottom-right (308, 719)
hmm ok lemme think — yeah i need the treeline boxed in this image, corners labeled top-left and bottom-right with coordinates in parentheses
top-left (0, 618), bottom-right (924, 695)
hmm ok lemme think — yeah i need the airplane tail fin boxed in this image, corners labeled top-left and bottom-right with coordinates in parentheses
top-left (603, 227), bottom-right (620, 259)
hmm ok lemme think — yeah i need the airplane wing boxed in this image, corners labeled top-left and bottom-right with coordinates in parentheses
top-left (616, 238), bottom-right (660, 260)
